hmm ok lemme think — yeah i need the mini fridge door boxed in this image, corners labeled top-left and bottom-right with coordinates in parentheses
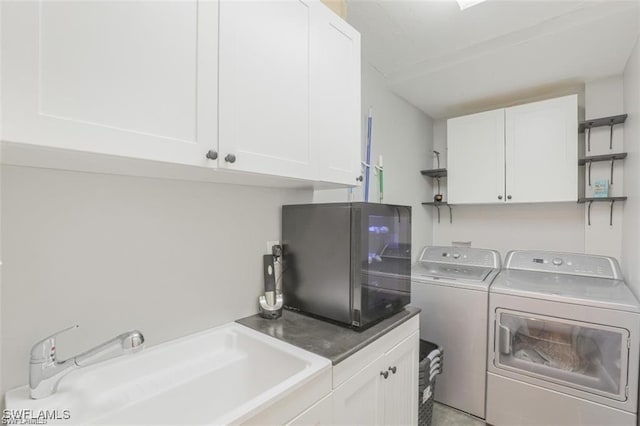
top-left (353, 203), bottom-right (412, 327)
top-left (494, 308), bottom-right (630, 402)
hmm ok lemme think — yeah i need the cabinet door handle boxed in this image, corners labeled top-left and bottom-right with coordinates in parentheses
top-left (205, 150), bottom-right (218, 160)
top-left (356, 175), bottom-right (363, 182)
top-left (224, 154), bottom-right (237, 163)
top-left (388, 366), bottom-right (397, 374)
top-left (380, 370), bottom-right (389, 379)
top-left (498, 195), bottom-right (503, 200)
top-left (507, 195), bottom-right (512, 200)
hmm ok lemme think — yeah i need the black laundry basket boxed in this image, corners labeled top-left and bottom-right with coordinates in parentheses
top-left (418, 340), bottom-right (443, 426)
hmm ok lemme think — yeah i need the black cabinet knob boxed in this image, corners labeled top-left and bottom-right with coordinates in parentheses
top-left (507, 195), bottom-right (512, 200)
top-left (380, 370), bottom-right (389, 379)
top-left (498, 195), bottom-right (503, 200)
top-left (356, 175), bottom-right (363, 182)
top-left (225, 154), bottom-right (237, 163)
top-left (388, 366), bottom-right (397, 374)
top-left (205, 150), bottom-right (218, 160)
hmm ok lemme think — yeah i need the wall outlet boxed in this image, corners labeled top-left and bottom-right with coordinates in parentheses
top-left (266, 240), bottom-right (280, 254)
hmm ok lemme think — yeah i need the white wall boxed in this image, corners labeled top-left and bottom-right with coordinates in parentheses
top-left (0, 166), bottom-right (311, 392)
top-left (622, 35), bottom-right (640, 297)
top-left (0, 0), bottom-right (4, 395)
top-left (314, 62), bottom-right (434, 261)
top-left (431, 116), bottom-right (586, 260)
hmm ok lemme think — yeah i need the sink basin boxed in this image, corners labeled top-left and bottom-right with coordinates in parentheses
top-left (4, 323), bottom-right (331, 424)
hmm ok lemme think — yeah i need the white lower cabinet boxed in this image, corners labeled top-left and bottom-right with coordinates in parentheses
top-left (383, 332), bottom-right (419, 425)
top-left (286, 394), bottom-right (333, 426)
top-left (257, 316), bottom-right (420, 425)
top-left (332, 353), bottom-right (386, 425)
top-left (332, 317), bottom-right (419, 425)
top-left (332, 331), bottom-right (419, 425)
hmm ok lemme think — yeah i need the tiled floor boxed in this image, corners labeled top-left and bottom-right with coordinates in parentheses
top-left (432, 402), bottom-right (486, 426)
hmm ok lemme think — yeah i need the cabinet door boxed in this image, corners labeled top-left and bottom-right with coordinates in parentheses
top-left (287, 394), bottom-right (333, 426)
top-left (333, 354), bottom-right (386, 425)
top-left (384, 332), bottom-right (419, 426)
top-left (447, 109), bottom-right (505, 204)
top-left (218, 0), bottom-right (313, 180)
top-left (310, 4), bottom-right (361, 185)
top-left (505, 95), bottom-right (577, 203)
top-left (1, 1), bottom-right (217, 167)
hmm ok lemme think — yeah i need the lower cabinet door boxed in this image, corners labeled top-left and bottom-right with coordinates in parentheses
top-left (287, 394), bottom-right (333, 426)
top-left (384, 332), bottom-right (419, 426)
top-left (333, 354), bottom-right (386, 425)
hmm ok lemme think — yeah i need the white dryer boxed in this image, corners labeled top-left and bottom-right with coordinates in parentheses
top-left (411, 246), bottom-right (501, 419)
top-left (487, 250), bottom-right (640, 426)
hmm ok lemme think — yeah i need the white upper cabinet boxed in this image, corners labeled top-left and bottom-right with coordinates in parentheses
top-left (448, 109), bottom-right (505, 204)
top-left (310, 4), bottom-right (362, 185)
top-left (1, 0), bottom-right (218, 167)
top-left (447, 95), bottom-right (578, 204)
top-left (218, 0), bottom-right (313, 180)
top-left (505, 95), bottom-right (578, 203)
top-left (1, 0), bottom-right (362, 187)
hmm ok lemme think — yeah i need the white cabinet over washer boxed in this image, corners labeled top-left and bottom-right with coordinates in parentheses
top-left (447, 95), bottom-right (577, 204)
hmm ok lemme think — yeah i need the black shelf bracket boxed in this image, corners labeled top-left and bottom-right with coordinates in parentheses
top-left (578, 197), bottom-right (627, 227)
top-left (422, 202), bottom-right (453, 224)
top-left (579, 114), bottom-right (627, 153)
top-left (578, 153), bottom-right (627, 186)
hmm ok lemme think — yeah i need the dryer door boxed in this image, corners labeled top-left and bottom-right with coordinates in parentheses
top-left (494, 309), bottom-right (630, 402)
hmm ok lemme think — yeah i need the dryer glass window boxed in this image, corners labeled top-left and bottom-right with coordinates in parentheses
top-left (495, 310), bottom-right (629, 401)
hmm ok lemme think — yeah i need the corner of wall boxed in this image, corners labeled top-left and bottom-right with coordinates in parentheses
top-left (1, 0), bottom-right (4, 396)
top-left (622, 34), bottom-right (640, 296)
top-left (313, 59), bottom-right (436, 260)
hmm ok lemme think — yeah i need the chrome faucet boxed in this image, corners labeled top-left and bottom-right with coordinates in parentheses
top-left (29, 325), bottom-right (144, 399)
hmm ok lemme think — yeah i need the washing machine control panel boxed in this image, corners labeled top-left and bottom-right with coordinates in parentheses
top-left (419, 246), bottom-right (501, 268)
top-left (506, 250), bottom-right (622, 279)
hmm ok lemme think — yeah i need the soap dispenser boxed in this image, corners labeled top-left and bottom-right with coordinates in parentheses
top-left (258, 245), bottom-right (283, 319)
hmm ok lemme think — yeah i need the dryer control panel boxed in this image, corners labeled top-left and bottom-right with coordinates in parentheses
top-left (504, 250), bottom-right (622, 279)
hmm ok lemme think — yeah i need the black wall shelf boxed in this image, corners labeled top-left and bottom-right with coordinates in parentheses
top-left (579, 114), bottom-right (628, 133)
top-left (578, 153), bottom-right (627, 165)
top-left (578, 197), bottom-right (627, 203)
top-left (421, 168), bottom-right (447, 178)
top-left (577, 112), bottom-right (628, 226)
top-left (421, 202), bottom-right (450, 206)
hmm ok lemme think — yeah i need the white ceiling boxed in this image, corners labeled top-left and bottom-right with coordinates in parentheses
top-left (347, 0), bottom-right (640, 118)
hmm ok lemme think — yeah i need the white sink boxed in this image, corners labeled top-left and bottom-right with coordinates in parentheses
top-left (5, 323), bottom-right (331, 425)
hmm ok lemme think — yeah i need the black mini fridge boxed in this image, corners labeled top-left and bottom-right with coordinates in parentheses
top-left (282, 202), bottom-right (411, 329)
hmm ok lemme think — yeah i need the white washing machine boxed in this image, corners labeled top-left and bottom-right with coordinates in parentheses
top-left (487, 250), bottom-right (640, 426)
top-left (411, 246), bottom-right (501, 419)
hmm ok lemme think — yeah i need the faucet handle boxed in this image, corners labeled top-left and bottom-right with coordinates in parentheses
top-left (30, 325), bottom-right (79, 363)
